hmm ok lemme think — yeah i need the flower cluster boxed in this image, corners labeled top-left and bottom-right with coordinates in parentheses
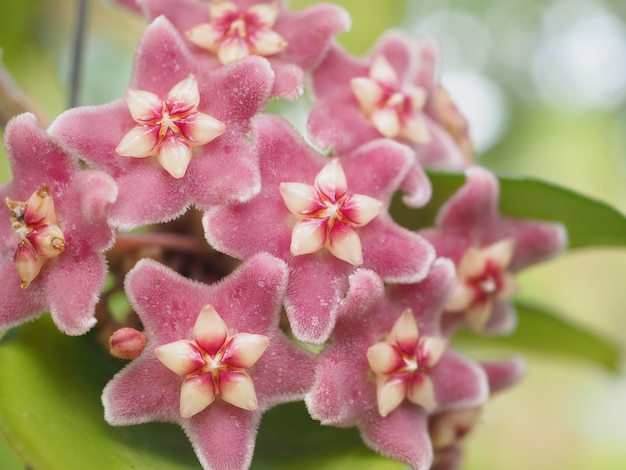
top-left (0, 1), bottom-right (566, 469)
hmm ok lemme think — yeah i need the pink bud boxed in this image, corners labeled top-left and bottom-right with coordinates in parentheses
top-left (109, 328), bottom-right (147, 360)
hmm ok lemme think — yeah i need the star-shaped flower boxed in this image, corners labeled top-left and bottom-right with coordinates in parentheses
top-left (49, 17), bottom-right (274, 230)
top-left (116, 74), bottom-right (226, 179)
top-left (204, 114), bottom-right (435, 343)
top-left (141, 0), bottom-right (351, 99)
top-left (279, 158), bottom-right (385, 265)
top-left (102, 253), bottom-right (315, 470)
top-left (420, 167), bottom-right (567, 334)
top-left (308, 32), bottom-right (474, 207)
top-left (305, 259), bottom-right (489, 469)
top-left (0, 113), bottom-right (117, 335)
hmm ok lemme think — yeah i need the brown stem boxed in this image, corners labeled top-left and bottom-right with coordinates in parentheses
top-left (114, 232), bottom-right (205, 252)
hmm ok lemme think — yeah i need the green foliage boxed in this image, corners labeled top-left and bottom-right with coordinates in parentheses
top-left (454, 302), bottom-right (623, 373)
top-left (392, 170), bottom-right (626, 249)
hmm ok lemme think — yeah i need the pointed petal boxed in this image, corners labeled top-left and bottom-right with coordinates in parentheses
top-left (457, 247), bottom-right (486, 279)
top-left (222, 333), bottom-right (270, 369)
top-left (407, 85), bottom-right (427, 110)
top-left (154, 340), bottom-right (205, 376)
top-left (125, 88), bottom-right (162, 122)
top-left (251, 29), bottom-right (287, 57)
top-left (177, 112), bottom-right (226, 144)
top-left (219, 370), bottom-right (259, 410)
top-left (186, 23), bottom-right (221, 52)
top-left (193, 304), bottom-right (228, 356)
top-left (290, 218), bottom-right (327, 256)
top-left (327, 222), bottom-right (363, 265)
top-left (402, 114), bottom-right (431, 144)
top-left (446, 283), bottom-right (474, 312)
top-left (279, 182), bottom-right (322, 217)
top-left (218, 39), bottom-right (250, 64)
top-left (248, 2), bottom-right (279, 27)
top-left (14, 244), bottom-right (46, 289)
top-left (420, 336), bottom-right (448, 368)
top-left (210, 0), bottom-right (238, 20)
top-left (371, 108), bottom-right (401, 138)
top-left (340, 193), bottom-right (385, 226)
top-left (388, 309), bottom-right (419, 355)
top-left (26, 224), bottom-right (65, 258)
top-left (23, 185), bottom-right (56, 225)
top-left (351, 77), bottom-right (383, 116)
top-left (376, 374), bottom-right (407, 417)
top-left (157, 134), bottom-right (192, 178)
top-left (408, 373), bottom-right (437, 410)
top-left (166, 75), bottom-right (200, 114)
top-left (315, 158), bottom-right (347, 201)
top-left (180, 374), bottom-right (216, 418)
top-left (370, 55), bottom-right (398, 86)
top-left (483, 238), bottom-right (516, 269)
top-left (367, 342), bottom-right (404, 375)
top-left (465, 300), bottom-right (494, 333)
top-left (116, 125), bottom-right (159, 157)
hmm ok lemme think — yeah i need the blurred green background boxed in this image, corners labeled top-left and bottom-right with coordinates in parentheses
top-left (0, 0), bottom-right (625, 468)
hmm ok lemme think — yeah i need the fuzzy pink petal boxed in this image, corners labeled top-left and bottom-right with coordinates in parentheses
top-left (183, 404), bottom-right (260, 470)
top-left (360, 403), bottom-right (433, 470)
top-left (430, 350), bottom-right (489, 410)
top-left (481, 356), bottom-right (526, 394)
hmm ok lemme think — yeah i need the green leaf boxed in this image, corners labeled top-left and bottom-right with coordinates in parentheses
top-left (0, 317), bottom-right (402, 469)
top-left (453, 302), bottom-right (623, 373)
top-left (391, 170), bottom-right (626, 249)
top-left (0, 317), bottom-right (200, 470)
top-left (254, 402), bottom-right (404, 470)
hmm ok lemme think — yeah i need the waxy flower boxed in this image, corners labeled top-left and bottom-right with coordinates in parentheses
top-left (279, 158), bottom-right (385, 265)
top-left (186, 1), bottom-right (287, 65)
top-left (142, 0), bottom-right (350, 99)
top-left (103, 254), bottom-right (315, 470)
top-left (446, 238), bottom-right (518, 332)
top-left (305, 260), bottom-right (488, 469)
top-left (0, 113), bottom-right (117, 335)
top-left (367, 309), bottom-right (448, 417)
top-left (308, 32), bottom-right (473, 207)
top-left (116, 75), bottom-right (226, 179)
top-left (49, 17), bottom-right (274, 229)
top-left (351, 55), bottom-right (430, 144)
top-left (420, 167), bottom-right (567, 334)
top-left (204, 114), bottom-right (435, 343)
top-left (155, 304), bottom-right (269, 416)
top-left (6, 184), bottom-right (65, 288)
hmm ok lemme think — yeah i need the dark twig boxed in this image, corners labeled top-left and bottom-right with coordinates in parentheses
top-left (68, 0), bottom-right (90, 109)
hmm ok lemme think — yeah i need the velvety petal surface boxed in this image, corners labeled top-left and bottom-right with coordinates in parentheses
top-left (306, 259), bottom-right (488, 468)
top-left (49, 17), bottom-right (273, 229)
top-left (204, 114), bottom-right (435, 343)
top-left (0, 114), bottom-right (117, 335)
top-left (143, 0), bottom-right (350, 99)
top-left (102, 253), bottom-right (315, 470)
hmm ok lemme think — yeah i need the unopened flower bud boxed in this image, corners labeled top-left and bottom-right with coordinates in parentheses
top-left (109, 327), bottom-right (147, 360)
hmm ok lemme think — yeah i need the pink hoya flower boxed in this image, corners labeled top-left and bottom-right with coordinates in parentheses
top-left (102, 253), bottom-right (315, 470)
top-left (305, 259), bottom-right (489, 470)
top-left (430, 357), bottom-right (526, 470)
top-left (0, 113), bottom-right (117, 335)
top-left (420, 166), bottom-right (567, 334)
top-left (308, 32), bottom-right (473, 207)
top-left (204, 114), bottom-right (435, 344)
top-left (141, 0), bottom-right (351, 99)
top-left (49, 17), bottom-right (274, 230)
